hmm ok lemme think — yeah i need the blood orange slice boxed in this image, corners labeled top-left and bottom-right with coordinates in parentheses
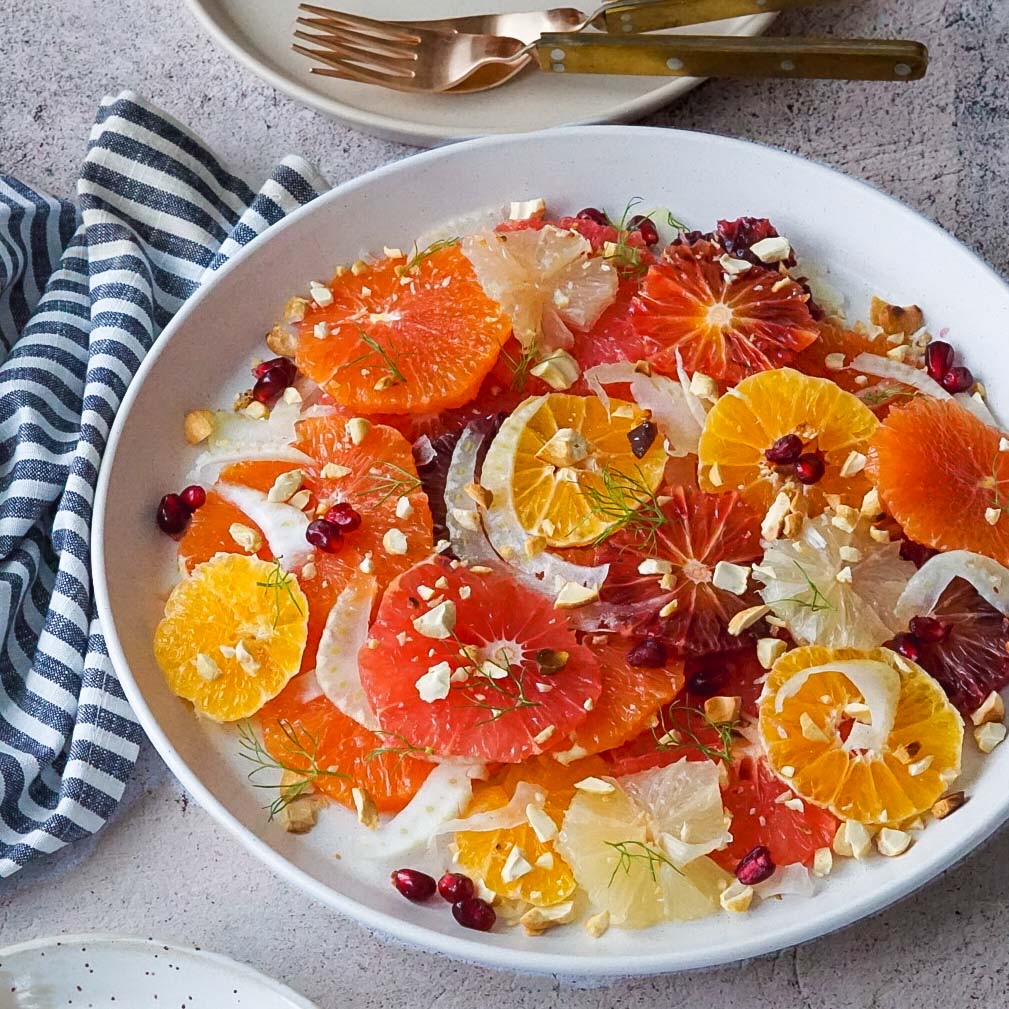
top-left (358, 558), bottom-right (602, 763)
top-left (868, 396), bottom-right (1009, 564)
top-left (295, 245), bottom-right (510, 415)
top-left (591, 486), bottom-right (763, 656)
top-left (627, 239), bottom-right (820, 385)
top-left (259, 678), bottom-right (432, 813)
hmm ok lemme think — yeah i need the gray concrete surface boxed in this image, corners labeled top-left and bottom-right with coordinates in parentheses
top-left (2, 0), bottom-right (1008, 1005)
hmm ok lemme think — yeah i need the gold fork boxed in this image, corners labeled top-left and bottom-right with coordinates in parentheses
top-left (292, 10), bottom-right (928, 94)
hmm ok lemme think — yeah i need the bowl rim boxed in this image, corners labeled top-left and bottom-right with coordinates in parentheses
top-left (93, 124), bottom-right (1009, 975)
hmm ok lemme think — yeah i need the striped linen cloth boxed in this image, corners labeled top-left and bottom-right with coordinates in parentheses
top-left (0, 91), bottom-right (328, 877)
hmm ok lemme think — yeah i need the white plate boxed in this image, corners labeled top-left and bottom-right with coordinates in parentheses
top-left (181, 0), bottom-right (775, 145)
top-left (0, 934), bottom-right (318, 1008)
top-left (94, 126), bottom-right (1009, 976)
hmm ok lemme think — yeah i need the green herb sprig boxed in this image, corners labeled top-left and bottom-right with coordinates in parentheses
top-left (581, 464), bottom-right (667, 550)
top-left (256, 558), bottom-right (303, 628)
top-left (605, 840), bottom-right (682, 886)
top-left (650, 702), bottom-right (739, 765)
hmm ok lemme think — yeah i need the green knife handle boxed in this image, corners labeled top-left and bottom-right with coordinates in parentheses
top-left (601, 0), bottom-right (836, 34)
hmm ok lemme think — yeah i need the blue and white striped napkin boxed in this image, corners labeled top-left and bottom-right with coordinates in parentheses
top-left (0, 91), bottom-right (328, 877)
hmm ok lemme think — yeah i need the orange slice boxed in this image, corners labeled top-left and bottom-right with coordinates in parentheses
top-left (480, 392), bottom-right (667, 548)
top-left (295, 245), bottom-right (510, 415)
top-left (698, 367), bottom-right (879, 513)
top-left (758, 645), bottom-right (963, 825)
top-left (154, 553), bottom-right (308, 721)
top-left (628, 239), bottom-right (820, 385)
top-left (868, 396), bottom-right (1009, 564)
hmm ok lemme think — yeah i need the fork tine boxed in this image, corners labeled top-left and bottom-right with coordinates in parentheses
top-left (293, 24), bottom-right (418, 62)
top-left (306, 58), bottom-right (412, 90)
top-left (292, 41), bottom-right (416, 80)
top-left (296, 4), bottom-right (421, 43)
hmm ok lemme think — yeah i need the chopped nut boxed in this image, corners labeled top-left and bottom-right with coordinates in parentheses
top-left (839, 451), bottom-right (867, 478)
top-left (750, 235), bottom-right (792, 263)
top-left (309, 281), bottom-right (334, 307)
top-left (266, 322), bottom-right (298, 358)
top-left (886, 344), bottom-right (910, 362)
top-left (870, 297), bottom-right (924, 337)
top-left (727, 604), bottom-right (770, 636)
top-left (832, 820), bottom-right (872, 859)
top-left (184, 409), bottom-right (215, 445)
top-left (718, 254), bottom-right (752, 277)
top-left (501, 845), bottom-right (534, 884)
top-left (535, 648), bottom-right (570, 673)
top-left (574, 776), bottom-right (615, 795)
top-left (301, 561), bottom-right (317, 580)
top-left (382, 528), bottom-right (408, 555)
top-left (907, 755), bottom-right (933, 777)
top-left (520, 901), bottom-right (576, 935)
top-left (267, 469), bottom-right (304, 503)
top-left (415, 661), bottom-right (452, 702)
top-left (971, 691), bottom-right (1005, 726)
top-left (351, 786), bottom-right (379, 829)
top-left (638, 557), bottom-right (674, 576)
top-left (229, 523), bottom-right (262, 553)
top-left (689, 371), bottom-right (719, 401)
top-left (931, 791), bottom-right (966, 819)
top-left (824, 351), bottom-right (846, 371)
top-left (509, 197), bottom-right (546, 220)
top-left (860, 487), bottom-right (882, 517)
top-left (532, 724), bottom-right (555, 746)
top-left (279, 772), bottom-right (324, 834)
top-left (974, 720), bottom-right (1007, 753)
top-left (835, 565), bottom-right (853, 584)
top-left (412, 600), bottom-right (456, 639)
top-left (554, 581), bottom-right (599, 609)
top-left (346, 417), bottom-right (371, 445)
top-left (584, 910), bottom-right (611, 938)
top-left (704, 695), bottom-right (742, 723)
top-left (985, 507), bottom-right (1002, 526)
top-left (233, 388), bottom-right (254, 412)
top-left (320, 462), bottom-right (352, 479)
top-left (719, 880), bottom-right (754, 913)
top-left (707, 462), bottom-right (724, 487)
top-left (464, 482), bottom-right (494, 509)
top-left (350, 259), bottom-right (369, 276)
top-left (283, 296), bottom-right (309, 324)
top-left (811, 847), bottom-right (833, 877)
top-left (244, 400), bottom-right (268, 420)
top-left (536, 427), bottom-right (590, 468)
top-left (830, 504), bottom-right (859, 533)
top-left (712, 560), bottom-right (749, 596)
top-left (530, 349), bottom-right (580, 391)
top-left (525, 804), bottom-right (558, 843)
top-left (799, 711), bottom-right (829, 742)
top-left (373, 375), bottom-right (400, 391)
top-left (761, 491), bottom-right (792, 540)
top-left (876, 827), bottom-right (911, 857)
top-left (782, 512), bottom-right (804, 539)
top-left (450, 507), bottom-right (481, 532)
top-left (658, 599), bottom-right (679, 618)
top-left (868, 525), bottom-right (891, 543)
top-left (283, 386), bottom-right (303, 405)
top-left (756, 637), bottom-right (788, 669)
top-left (839, 545), bottom-right (862, 563)
top-left (195, 652), bottom-right (221, 682)
top-left (891, 740), bottom-right (921, 762)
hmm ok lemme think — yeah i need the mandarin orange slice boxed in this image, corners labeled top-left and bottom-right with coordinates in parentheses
top-left (698, 367), bottom-right (879, 513)
top-left (628, 240), bottom-right (820, 386)
top-left (758, 645), bottom-right (963, 825)
top-left (295, 245), bottom-right (509, 415)
top-left (154, 553), bottom-right (308, 721)
top-left (868, 396), bottom-right (1009, 564)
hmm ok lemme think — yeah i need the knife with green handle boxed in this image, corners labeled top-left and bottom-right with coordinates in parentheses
top-left (599, 0), bottom-right (836, 33)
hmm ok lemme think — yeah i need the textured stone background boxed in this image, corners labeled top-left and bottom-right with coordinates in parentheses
top-left (2, 0), bottom-right (1009, 1006)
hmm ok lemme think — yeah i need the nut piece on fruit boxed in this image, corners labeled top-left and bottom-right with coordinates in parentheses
top-left (931, 791), bottom-right (966, 820)
top-left (974, 721), bottom-right (1007, 753)
top-left (832, 820), bottom-right (872, 859)
top-left (266, 322), bottom-right (298, 358)
top-left (279, 772), bottom-right (324, 834)
top-left (728, 604), bottom-right (769, 636)
top-left (971, 691), bottom-right (1005, 727)
top-left (756, 636), bottom-right (788, 670)
top-left (875, 827), bottom-right (911, 857)
top-left (719, 880), bottom-right (754, 913)
top-left (520, 900), bottom-right (576, 935)
top-left (870, 296), bottom-right (925, 337)
top-left (184, 409), bottom-right (215, 445)
top-left (351, 786), bottom-right (379, 830)
top-left (536, 427), bottom-right (591, 468)
top-left (704, 695), bottom-right (742, 723)
top-left (811, 847), bottom-right (833, 878)
top-left (584, 910), bottom-right (611, 939)
top-left (554, 581), bottom-right (599, 610)
top-left (464, 482), bottom-right (494, 510)
top-left (530, 349), bottom-right (580, 391)
top-left (229, 523), bottom-right (263, 553)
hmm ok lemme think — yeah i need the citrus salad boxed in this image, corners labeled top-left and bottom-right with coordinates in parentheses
top-left (154, 200), bottom-right (1008, 937)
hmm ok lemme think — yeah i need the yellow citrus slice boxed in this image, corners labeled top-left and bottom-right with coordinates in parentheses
top-left (698, 368), bottom-right (879, 513)
top-left (154, 553), bottom-right (308, 721)
top-left (480, 392), bottom-right (667, 548)
top-left (758, 645), bottom-right (963, 825)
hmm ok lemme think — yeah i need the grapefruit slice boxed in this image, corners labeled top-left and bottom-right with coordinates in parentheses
top-left (358, 558), bottom-right (602, 763)
top-left (698, 367), bottom-right (879, 513)
top-left (591, 486), bottom-right (763, 656)
top-left (868, 396), bottom-right (1009, 564)
top-left (259, 680), bottom-right (432, 813)
top-left (758, 645), bottom-right (963, 825)
top-left (295, 245), bottom-right (510, 415)
top-left (627, 239), bottom-right (820, 385)
top-left (154, 553), bottom-right (308, 721)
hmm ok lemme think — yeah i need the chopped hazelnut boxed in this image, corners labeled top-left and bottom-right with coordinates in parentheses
top-left (184, 409), bottom-right (215, 445)
top-left (971, 691), bottom-right (1005, 726)
top-left (931, 791), bottom-right (966, 819)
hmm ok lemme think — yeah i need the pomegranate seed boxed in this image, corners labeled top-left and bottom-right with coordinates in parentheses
top-left (252, 371), bottom-right (288, 405)
top-left (180, 484), bottom-right (206, 511)
top-left (627, 419), bottom-right (658, 460)
top-left (628, 214), bottom-right (659, 246)
top-left (156, 493), bottom-right (191, 536)
top-left (940, 366), bottom-right (974, 394)
top-left (390, 868), bottom-right (437, 902)
top-left (794, 452), bottom-right (826, 485)
top-left (909, 615), bottom-right (950, 643)
top-left (437, 872), bottom-right (475, 904)
top-left (893, 632), bottom-right (921, 662)
top-left (735, 844), bottom-right (775, 885)
top-left (577, 207), bottom-right (609, 226)
top-left (685, 659), bottom-right (728, 697)
top-left (253, 357), bottom-right (297, 383)
top-left (306, 518), bottom-right (343, 553)
top-left (924, 341), bottom-right (955, 382)
top-left (325, 502), bottom-right (363, 532)
top-left (452, 897), bottom-right (496, 932)
top-left (627, 637), bottom-right (666, 668)
top-left (764, 434), bottom-right (803, 465)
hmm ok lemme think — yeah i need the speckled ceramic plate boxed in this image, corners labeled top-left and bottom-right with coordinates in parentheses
top-left (180, 0), bottom-right (775, 145)
top-left (0, 935), bottom-right (318, 1009)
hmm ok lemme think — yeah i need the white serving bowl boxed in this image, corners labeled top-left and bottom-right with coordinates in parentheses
top-left (94, 126), bottom-right (1009, 976)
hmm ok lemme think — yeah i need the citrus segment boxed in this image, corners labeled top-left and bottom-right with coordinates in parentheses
top-left (480, 392), bottom-right (667, 548)
top-left (628, 240), bottom-right (820, 385)
top-left (868, 396), bottom-right (1009, 564)
top-left (259, 680), bottom-right (432, 813)
top-left (698, 368), bottom-right (879, 513)
top-left (154, 553), bottom-right (308, 721)
top-left (295, 245), bottom-right (510, 415)
top-left (358, 558), bottom-right (602, 763)
top-left (592, 486), bottom-right (763, 655)
top-left (758, 645), bottom-right (963, 825)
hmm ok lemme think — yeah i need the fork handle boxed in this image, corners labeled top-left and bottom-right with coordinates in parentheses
top-left (599, 0), bottom-right (837, 34)
top-left (534, 34), bottom-right (928, 80)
